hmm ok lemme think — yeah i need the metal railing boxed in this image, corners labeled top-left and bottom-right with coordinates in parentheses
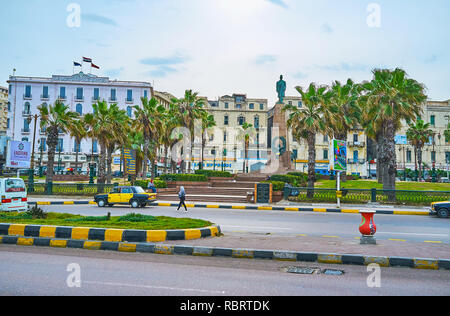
top-left (284, 186), bottom-right (450, 206)
top-left (27, 183), bottom-right (117, 196)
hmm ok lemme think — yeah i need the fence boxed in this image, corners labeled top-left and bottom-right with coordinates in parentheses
top-left (27, 183), bottom-right (117, 196)
top-left (284, 187), bottom-right (450, 206)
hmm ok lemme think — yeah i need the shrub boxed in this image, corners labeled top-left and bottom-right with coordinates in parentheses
top-left (195, 170), bottom-right (233, 178)
top-left (118, 213), bottom-right (157, 222)
top-left (134, 179), bottom-right (168, 189)
top-left (269, 174), bottom-right (307, 187)
top-left (160, 174), bottom-right (208, 182)
top-left (26, 205), bottom-right (47, 219)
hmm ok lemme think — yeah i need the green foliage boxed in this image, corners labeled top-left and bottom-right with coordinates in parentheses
top-left (269, 174), bottom-right (307, 187)
top-left (195, 170), bottom-right (233, 178)
top-left (160, 174), bottom-right (208, 182)
top-left (118, 213), bottom-right (157, 222)
top-left (65, 216), bottom-right (110, 222)
top-left (26, 205), bottom-right (48, 219)
top-left (134, 179), bottom-right (168, 189)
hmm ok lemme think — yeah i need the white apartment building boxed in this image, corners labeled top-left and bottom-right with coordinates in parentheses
top-left (7, 71), bottom-right (152, 171)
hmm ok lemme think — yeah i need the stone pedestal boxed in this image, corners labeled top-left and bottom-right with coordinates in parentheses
top-left (360, 235), bottom-right (377, 245)
top-left (271, 102), bottom-right (291, 173)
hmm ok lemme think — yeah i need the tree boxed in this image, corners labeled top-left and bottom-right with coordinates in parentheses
top-left (38, 100), bottom-right (79, 185)
top-left (406, 119), bottom-right (433, 181)
top-left (200, 113), bottom-right (216, 170)
top-left (67, 119), bottom-right (87, 175)
top-left (237, 122), bottom-right (255, 173)
top-left (360, 68), bottom-right (427, 191)
top-left (284, 83), bottom-right (333, 196)
top-left (133, 97), bottom-right (165, 180)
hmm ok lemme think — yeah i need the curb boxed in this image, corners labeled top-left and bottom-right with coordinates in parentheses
top-left (0, 223), bottom-right (221, 243)
top-left (28, 201), bottom-right (431, 216)
top-left (1, 235), bottom-right (448, 271)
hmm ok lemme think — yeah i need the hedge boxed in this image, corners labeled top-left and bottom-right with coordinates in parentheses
top-left (159, 174), bottom-right (208, 182)
top-left (261, 181), bottom-right (285, 192)
top-left (194, 170), bottom-right (233, 178)
top-left (134, 179), bottom-right (168, 189)
top-left (268, 174), bottom-right (307, 187)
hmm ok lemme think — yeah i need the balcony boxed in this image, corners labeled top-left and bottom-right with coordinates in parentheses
top-left (347, 159), bottom-right (366, 165)
top-left (74, 96), bottom-right (84, 102)
top-left (40, 129), bottom-right (47, 135)
top-left (92, 97), bottom-right (100, 102)
top-left (109, 97), bottom-right (117, 103)
top-left (348, 141), bottom-right (366, 148)
top-left (58, 95), bottom-right (67, 101)
top-left (23, 94), bottom-right (32, 100)
top-left (21, 128), bottom-right (31, 134)
top-left (22, 111), bottom-right (31, 116)
top-left (40, 94), bottom-right (50, 101)
top-left (125, 98), bottom-right (134, 104)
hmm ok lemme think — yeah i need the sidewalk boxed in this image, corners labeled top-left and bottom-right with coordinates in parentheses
top-left (162, 233), bottom-right (450, 260)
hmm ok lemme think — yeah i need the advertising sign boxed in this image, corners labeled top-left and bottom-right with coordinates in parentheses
top-left (6, 140), bottom-right (31, 169)
top-left (332, 139), bottom-right (347, 172)
top-left (395, 135), bottom-right (408, 145)
top-left (123, 149), bottom-right (136, 175)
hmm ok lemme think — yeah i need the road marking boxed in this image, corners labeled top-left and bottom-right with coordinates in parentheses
top-left (424, 241), bottom-right (443, 244)
top-left (297, 234), bottom-right (307, 237)
top-left (322, 235), bottom-right (340, 238)
top-left (222, 225), bottom-right (292, 230)
top-left (388, 239), bottom-right (407, 242)
top-left (378, 232), bottom-right (448, 237)
top-left (83, 281), bottom-right (226, 294)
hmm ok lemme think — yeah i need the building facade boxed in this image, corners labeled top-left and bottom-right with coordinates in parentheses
top-left (0, 86), bottom-right (8, 135)
top-left (7, 72), bottom-right (152, 172)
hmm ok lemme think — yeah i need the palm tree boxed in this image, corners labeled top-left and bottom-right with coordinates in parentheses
top-left (406, 119), bottom-right (433, 182)
top-left (284, 83), bottom-right (333, 196)
top-left (360, 68), bottom-right (427, 191)
top-left (160, 101), bottom-right (183, 174)
top-left (133, 97), bottom-right (165, 180)
top-left (38, 100), bottom-right (79, 185)
top-left (177, 90), bottom-right (207, 173)
top-left (200, 113), bottom-right (216, 170)
top-left (67, 119), bottom-right (87, 174)
top-left (237, 122), bottom-right (255, 173)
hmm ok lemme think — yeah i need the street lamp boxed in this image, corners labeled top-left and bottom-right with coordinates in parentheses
top-left (26, 114), bottom-right (40, 191)
top-left (432, 132), bottom-right (437, 183)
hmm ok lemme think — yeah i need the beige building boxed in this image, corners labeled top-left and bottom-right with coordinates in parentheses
top-left (0, 86), bottom-right (8, 135)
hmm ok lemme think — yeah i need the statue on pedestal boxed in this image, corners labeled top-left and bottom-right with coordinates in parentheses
top-left (276, 75), bottom-right (286, 104)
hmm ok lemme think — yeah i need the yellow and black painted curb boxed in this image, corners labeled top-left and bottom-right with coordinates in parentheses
top-left (0, 234), bottom-right (448, 271)
top-left (0, 223), bottom-right (220, 243)
top-left (28, 201), bottom-right (431, 216)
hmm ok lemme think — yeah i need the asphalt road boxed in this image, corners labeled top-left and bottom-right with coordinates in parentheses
top-left (1, 245), bottom-right (449, 296)
top-left (38, 204), bottom-right (450, 243)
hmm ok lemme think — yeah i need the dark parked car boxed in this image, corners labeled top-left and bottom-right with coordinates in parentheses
top-left (431, 201), bottom-right (450, 218)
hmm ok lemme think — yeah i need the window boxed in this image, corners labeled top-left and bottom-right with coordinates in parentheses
top-left (323, 135), bottom-right (329, 143)
top-left (254, 116), bottom-right (260, 128)
top-left (74, 140), bottom-right (81, 152)
top-left (298, 101), bottom-right (303, 107)
top-left (23, 119), bottom-right (30, 132)
top-left (353, 134), bottom-right (358, 143)
top-left (40, 138), bottom-right (46, 151)
top-left (127, 90), bottom-right (133, 102)
top-left (260, 103), bottom-right (264, 110)
top-left (288, 101), bottom-right (292, 105)
top-left (7, 102), bottom-right (11, 112)
top-left (224, 132), bottom-right (227, 142)
top-left (446, 152), bottom-right (450, 164)
top-left (127, 106), bottom-right (132, 118)
top-left (224, 115), bottom-right (229, 125)
top-left (144, 90), bottom-right (148, 99)
top-left (353, 151), bottom-right (359, 162)
top-left (24, 102), bottom-right (31, 114)
top-left (238, 116), bottom-right (245, 126)
top-left (57, 139), bottom-right (64, 152)
top-left (224, 102), bottom-right (229, 109)
top-left (76, 88), bottom-right (83, 101)
top-left (407, 150), bottom-right (412, 163)
top-left (42, 86), bottom-right (49, 99)
top-left (60, 87), bottom-right (66, 99)
top-left (249, 103), bottom-right (254, 109)
top-left (25, 85), bottom-right (31, 98)
top-left (236, 104), bottom-right (242, 109)
top-left (110, 89), bottom-right (116, 101)
top-left (76, 104), bottom-right (83, 115)
top-left (93, 88), bottom-right (99, 101)
top-left (323, 149), bottom-right (328, 160)
top-left (93, 140), bottom-right (98, 153)
top-left (430, 115), bottom-right (435, 126)
top-left (22, 137), bottom-right (28, 142)
top-left (8, 85), bottom-right (12, 94)
top-left (7, 118), bottom-right (10, 129)
top-left (292, 149), bottom-right (298, 159)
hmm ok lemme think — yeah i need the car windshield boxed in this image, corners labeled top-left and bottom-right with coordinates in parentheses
top-left (133, 186), bottom-right (145, 193)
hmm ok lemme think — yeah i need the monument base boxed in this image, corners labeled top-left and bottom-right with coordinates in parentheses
top-left (360, 235), bottom-right (377, 245)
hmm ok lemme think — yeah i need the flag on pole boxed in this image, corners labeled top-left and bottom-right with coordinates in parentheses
top-left (91, 63), bottom-right (100, 69)
top-left (74, 62), bottom-right (82, 67)
top-left (83, 57), bottom-right (92, 63)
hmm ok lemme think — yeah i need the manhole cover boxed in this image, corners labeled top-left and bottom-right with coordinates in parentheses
top-left (284, 266), bottom-right (321, 274)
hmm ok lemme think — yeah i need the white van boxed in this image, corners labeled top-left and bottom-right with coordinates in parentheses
top-left (0, 178), bottom-right (28, 212)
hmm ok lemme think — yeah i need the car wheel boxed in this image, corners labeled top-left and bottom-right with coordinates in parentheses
top-left (130, 200), bottom-right (139, 208)
top-left (97, 199), bottom-right (106, 207)
top-left (437, 208), bottom-right (449, 218)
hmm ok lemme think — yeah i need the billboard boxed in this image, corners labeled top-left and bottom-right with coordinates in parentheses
top-left (6, 140), bottom-right (31, 169)
top-left (332, 139), bottom-right (347, 172)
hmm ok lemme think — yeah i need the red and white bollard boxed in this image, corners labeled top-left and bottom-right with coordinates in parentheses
top-left (359, 210), bottom-right (377, 245)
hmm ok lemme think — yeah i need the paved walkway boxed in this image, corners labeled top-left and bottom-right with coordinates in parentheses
top-left (163, 233), bottom-right (450, 260)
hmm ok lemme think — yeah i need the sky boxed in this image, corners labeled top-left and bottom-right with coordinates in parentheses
top-left (1, 0), bottom-right (449, 105)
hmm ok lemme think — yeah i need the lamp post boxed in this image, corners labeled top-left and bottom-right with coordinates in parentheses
top-left (26, 114), bottom-right (39, 191)
top-left (432, 132), bottom-right (437, 183)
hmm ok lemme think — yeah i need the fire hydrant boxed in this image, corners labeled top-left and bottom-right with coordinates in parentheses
top-left (359, 210), bottom-right (377, 245)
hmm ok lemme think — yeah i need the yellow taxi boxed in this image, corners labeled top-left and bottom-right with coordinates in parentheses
top-left (94, 186), bottom-right (157, 208)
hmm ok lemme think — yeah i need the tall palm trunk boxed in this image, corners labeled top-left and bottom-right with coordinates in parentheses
top-left (97, 142), bottom-right (107, 192)
top-left (417, 146), bottom-right (423, 181)
top-left (382, 120), bottom-right (396, 201)
top-left (376, 132), bottom-right (385, 184)
top-left (142, 136), bottom-right (150, 180)
top-left (307, 132), bottom-right (316, 198)
top-left (45, 126), bottom-right (58, 186)
top-left (106, 144), bottom-right (114, 184)
top-left (414, 147), bottom-right (418, 181)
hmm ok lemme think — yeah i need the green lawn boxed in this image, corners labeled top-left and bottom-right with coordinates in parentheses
top-left (0, 212), bottom-right (214, 230)
top-left (316, 180), bottom-right (450, 191)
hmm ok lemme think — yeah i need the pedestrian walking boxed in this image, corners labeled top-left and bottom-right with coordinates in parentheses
top-left (177, 186), bottom-right (188, 213)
